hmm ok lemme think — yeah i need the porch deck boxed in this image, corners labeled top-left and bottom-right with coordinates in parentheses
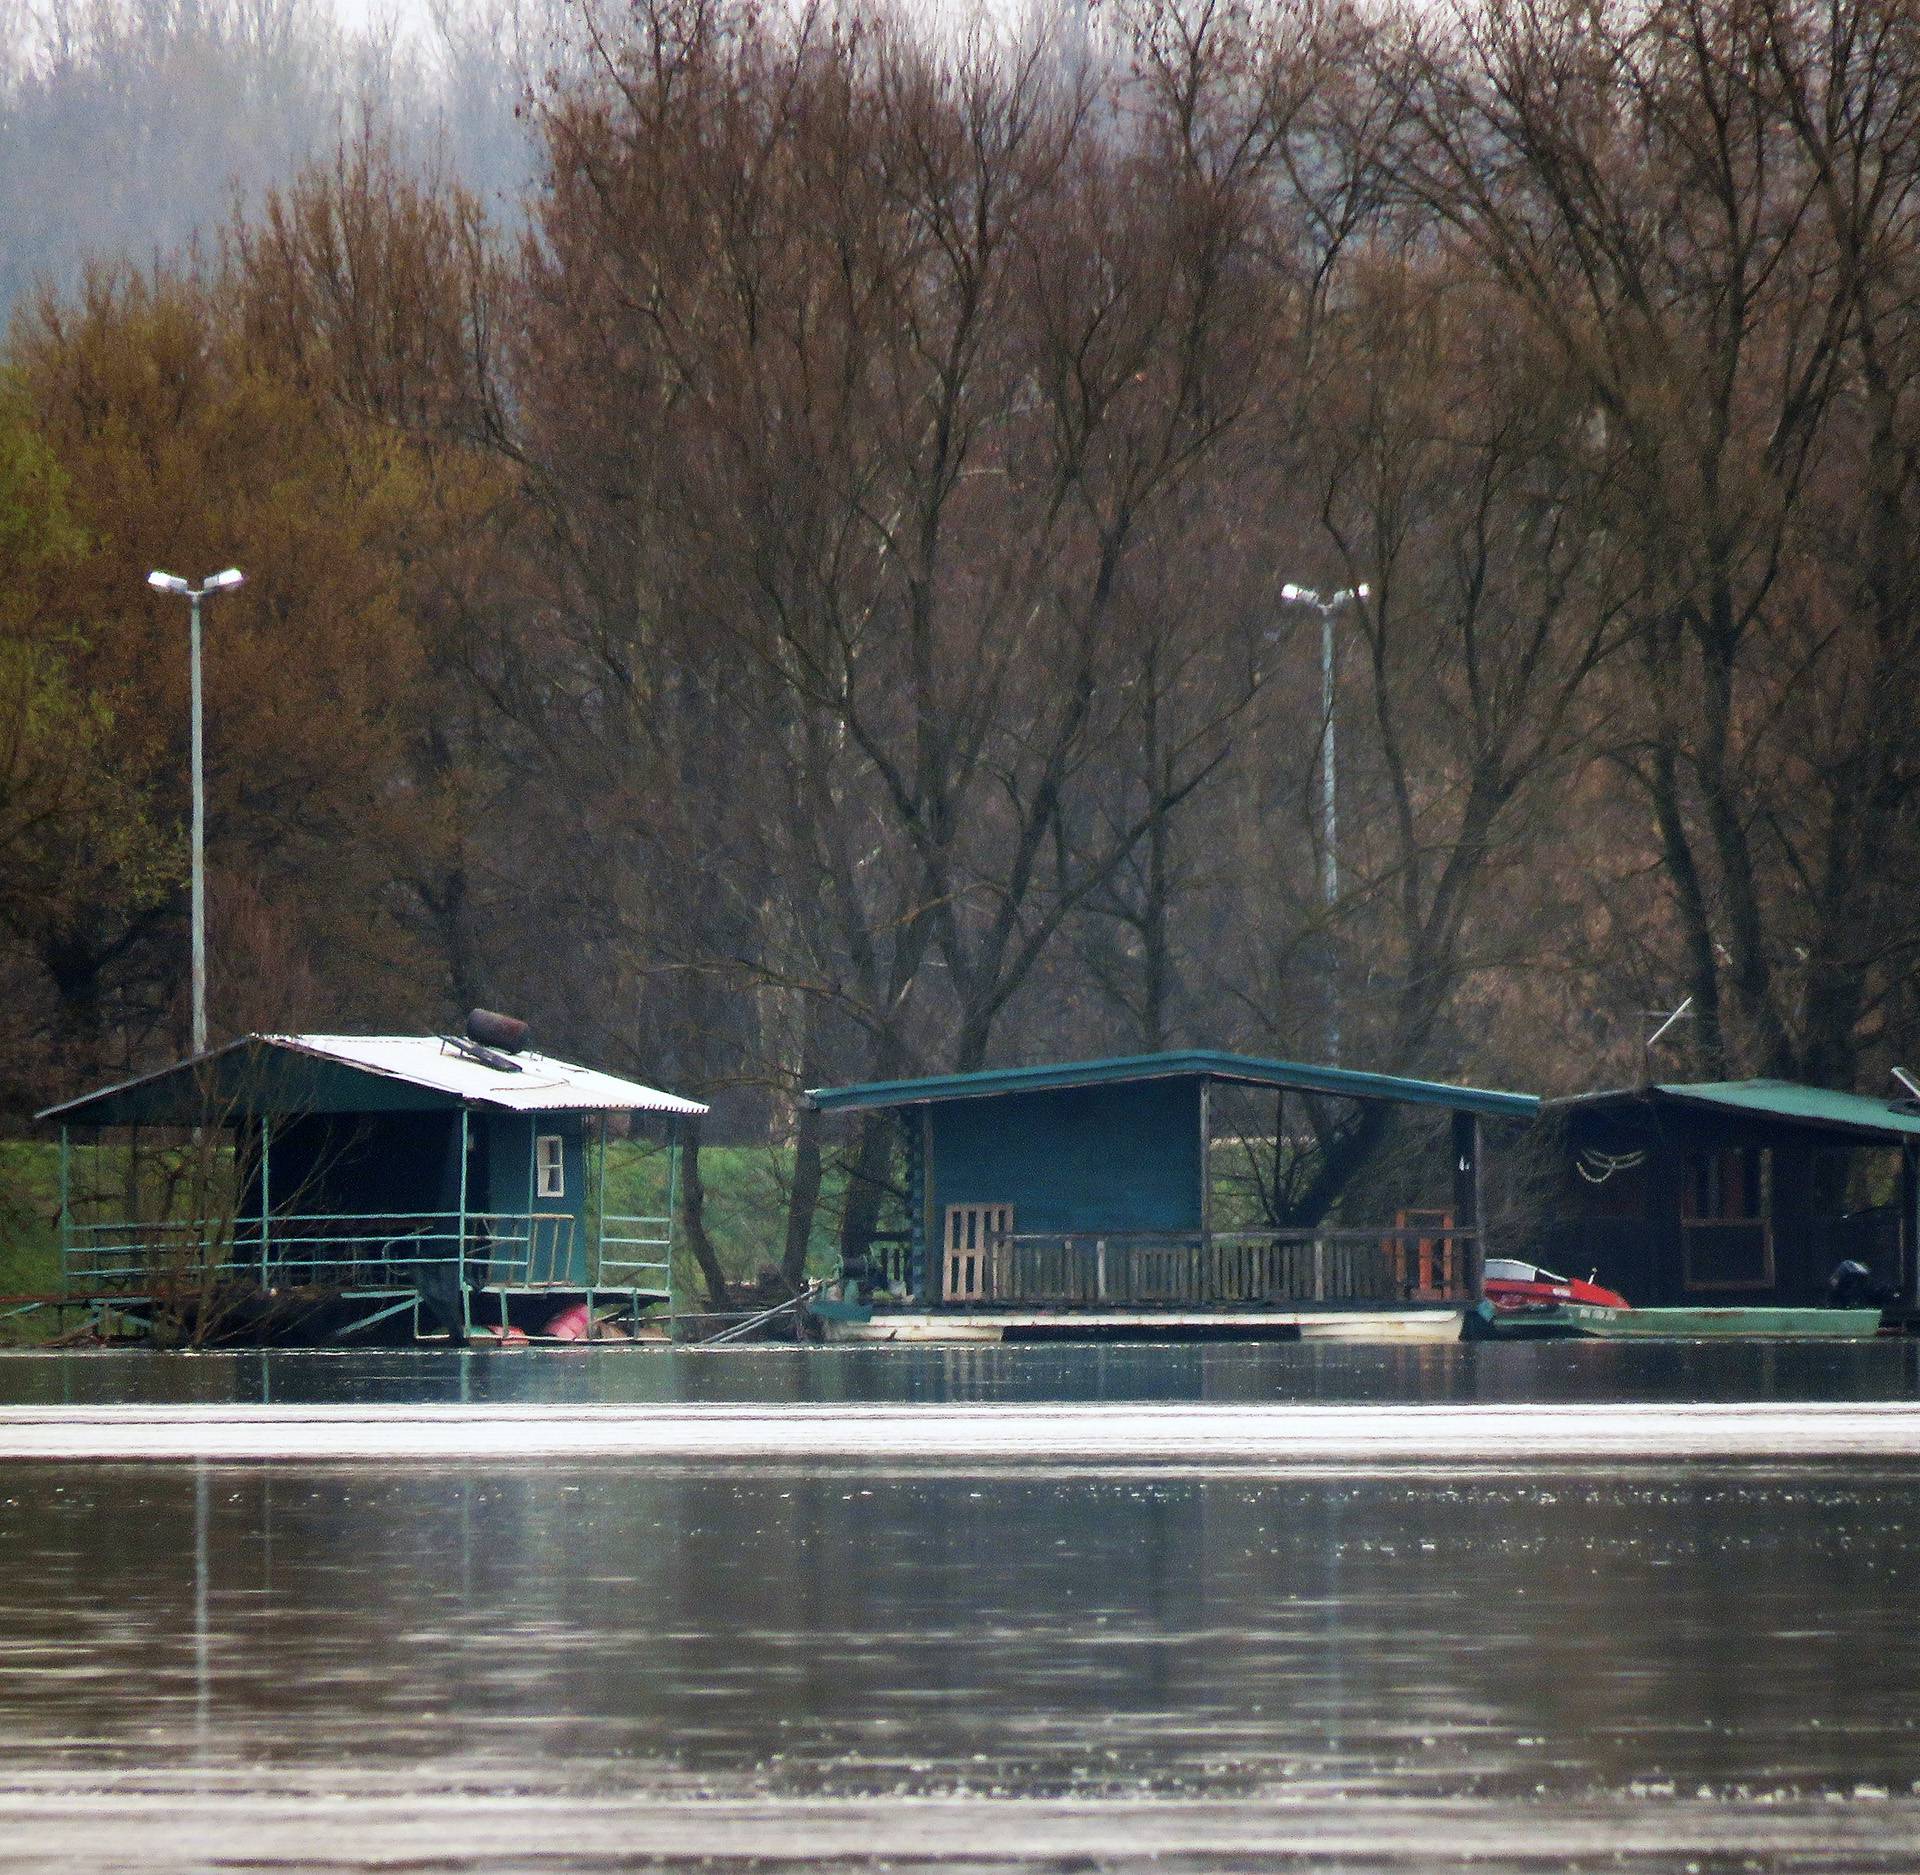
top-left (62, 1209), bottom-right (672, 1341)
top-left (819, 1305), bottom-right (1467, 1344)
top-left (865, 1224), bottom-right (1481, 1313)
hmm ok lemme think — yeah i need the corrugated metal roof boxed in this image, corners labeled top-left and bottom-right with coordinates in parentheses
top-left (1550, 1079), bottom-right (1920, 1143)
top-left (807, 1049), bottom-right (1539, 1119)
top-left (263, 1035), bottom-right (708, 1115)
top-left (37, 1032), bottom-right (707, 1123)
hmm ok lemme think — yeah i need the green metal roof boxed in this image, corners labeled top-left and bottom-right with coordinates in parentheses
top-left (1553, 1079), bottom-right (1920, 1143)
top-left (807, 1050), bottom-right (1539, 1119)
top-left (1656, 1080), bottom-right (1920, 1141)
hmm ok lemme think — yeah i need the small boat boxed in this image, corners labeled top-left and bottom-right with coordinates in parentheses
top-left (1479, 1257), bottom-right (1884, 1340)
top-left (1571, 1305), bottom-right (1884, 1340)
top-left (1484, 1257), bottom-right (1629, 1315)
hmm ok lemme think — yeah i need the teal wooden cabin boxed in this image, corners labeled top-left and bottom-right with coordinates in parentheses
top-left (41, 1029), bottom-right (706, 1342)
top-left (810, 1052), bottom-right (1539, 1316)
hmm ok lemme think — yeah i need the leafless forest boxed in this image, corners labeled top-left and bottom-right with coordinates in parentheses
top-left (5, 0), bottom-right (1920, 1268)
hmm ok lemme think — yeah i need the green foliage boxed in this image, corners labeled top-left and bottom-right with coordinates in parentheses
top-left (0, 380), bottom-right (179, 961)
top-left (601, 1139), bottom-right (846, 1300)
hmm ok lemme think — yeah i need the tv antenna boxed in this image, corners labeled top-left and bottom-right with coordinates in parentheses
top-left (1642, 995), bottom-right (1694, 1083)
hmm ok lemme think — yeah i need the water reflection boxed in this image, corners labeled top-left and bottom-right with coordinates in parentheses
top-left (2, 1457), bottom-right (1918, 1802)
top-left (6, 1345), bottom-right (1920, 1869)
top-left (5, 1337), bottom-right (1920, 1408)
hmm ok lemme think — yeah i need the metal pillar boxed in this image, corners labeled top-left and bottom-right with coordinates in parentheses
top-left (259, 1114), bottom-right (271, 1282)
top-left (57, 1124), bottom-right (70, 1295)
top-left (188, 589), bottom-right (207, 1056)
top-left (1318, 602), bottom-right (1340, 1065)
top-left (457, 1107), bottom-right (471, 1340)
top-left (594, 1113), bottom-right (610, 1287)
top-left (1452, 1110), bottom-right (1485, 1303)
top-left (664, 1118), bottom-right (681, 1311)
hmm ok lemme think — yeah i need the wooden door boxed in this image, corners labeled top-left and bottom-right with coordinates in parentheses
top-left (943, 1204), bottom-right (1011, 1303)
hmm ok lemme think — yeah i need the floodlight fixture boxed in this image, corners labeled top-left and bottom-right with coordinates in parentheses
top-left (204, 568), bottom-right (245, 592)
top-left (148, 570), bottom-right (190, 595)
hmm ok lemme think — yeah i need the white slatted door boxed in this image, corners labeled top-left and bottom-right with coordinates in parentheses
top-left (943, 1204), bottom-right (1011, 1303)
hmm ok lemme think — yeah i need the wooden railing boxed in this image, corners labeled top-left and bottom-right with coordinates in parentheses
top-left (971, 1228), bottom-right (1478, 1308)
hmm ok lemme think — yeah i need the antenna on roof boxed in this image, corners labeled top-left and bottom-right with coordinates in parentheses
top-left (1642, 995), bottom-right (1694, 1084)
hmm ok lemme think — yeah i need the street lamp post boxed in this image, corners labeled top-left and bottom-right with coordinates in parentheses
top-left (1279, 580), bottom-right (1369, 1063)
top-left (146, 567), bottom-right (244, 1055)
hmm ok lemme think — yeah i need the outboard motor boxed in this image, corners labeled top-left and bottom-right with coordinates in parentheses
top-left (1826, 1259), bottom-right (1886, 1309)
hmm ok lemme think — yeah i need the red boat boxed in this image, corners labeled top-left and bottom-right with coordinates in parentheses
top-left (1482, 1257), bottom-right (1630, 1313)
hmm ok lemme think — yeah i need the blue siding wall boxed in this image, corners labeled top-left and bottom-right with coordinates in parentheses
top-left (928, 1077), bottom-right (1203, 1237)
top-left (478, 1111), bottom-right (590, 1283)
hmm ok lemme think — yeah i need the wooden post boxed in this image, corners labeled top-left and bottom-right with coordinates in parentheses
top-left (919, 1108), bottom-right (934, 1304)
top-left (1198, 1076), bottom-right (1213, 1246)
top-left (1452, 1110), bottom-right (1484, 1303)
top-left (1896, 1143), bottom-right (1912, 1305)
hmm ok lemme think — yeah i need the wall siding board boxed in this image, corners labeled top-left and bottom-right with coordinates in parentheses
top-left (928, 1078), bottom-right (1203, 1237)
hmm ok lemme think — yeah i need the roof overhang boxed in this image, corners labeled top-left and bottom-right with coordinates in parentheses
top-left (1546, 1080), bottom-right (1920, 1147)
top-left (38, 1033), bottom-right (708, 1129)
top-left (808, 1050), bottom-right (1538, 1120)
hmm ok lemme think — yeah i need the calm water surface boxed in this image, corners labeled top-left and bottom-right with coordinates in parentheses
top-left (0, 1342), bottom-right (1917, 1870)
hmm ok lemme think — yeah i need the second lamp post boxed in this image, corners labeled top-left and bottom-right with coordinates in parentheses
top-left (147, 566), bottom-right (245, 1055)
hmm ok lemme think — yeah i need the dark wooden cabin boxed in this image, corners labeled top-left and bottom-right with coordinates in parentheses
top-left (1534, 1081), bottom-right (1920, 1308)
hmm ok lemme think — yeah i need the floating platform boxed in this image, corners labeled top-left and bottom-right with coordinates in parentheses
top-left (814, 1306), bottom-right (1467, 1345)
top-left (1486, 1303), bottom-right (1885, 1341)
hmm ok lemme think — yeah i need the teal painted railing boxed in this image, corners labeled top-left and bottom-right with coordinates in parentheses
top-left (63, 1211), bottom-right (670, 1298)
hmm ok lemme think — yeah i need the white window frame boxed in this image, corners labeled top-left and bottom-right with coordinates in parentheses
top-left (535, 1133), bottom-right (565, 1200)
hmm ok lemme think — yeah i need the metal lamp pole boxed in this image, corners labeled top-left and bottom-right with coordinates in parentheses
top-left (1279, 580), bottom-right (1369, 1063)
top-left (147, 567), bottom-right (245, 1055)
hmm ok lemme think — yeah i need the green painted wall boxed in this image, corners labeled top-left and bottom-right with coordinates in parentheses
top-left (926, 1076), bottom-right (1204, 1250)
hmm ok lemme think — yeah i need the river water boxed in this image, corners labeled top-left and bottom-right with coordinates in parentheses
top-left (1, 1342), bottom-right (1918, 1870)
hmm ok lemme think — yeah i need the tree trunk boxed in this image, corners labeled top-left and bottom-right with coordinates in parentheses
top-left (675, 1117), bottom-right (730, 1310)
top-left (780, 1098), bottom-right (823, 1291)
top-left (836, 1112), bottom-right (894, 1267)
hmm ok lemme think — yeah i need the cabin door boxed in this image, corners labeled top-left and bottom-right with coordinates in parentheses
top-left (943, 1204), bottom-right (1011, 1303)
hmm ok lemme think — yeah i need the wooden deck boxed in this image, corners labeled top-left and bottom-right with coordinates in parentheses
top-left (818, 1305), bottom-right (1467, 1345)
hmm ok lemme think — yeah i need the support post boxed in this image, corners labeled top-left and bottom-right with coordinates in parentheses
top-left (594, 1112), bottom-right (609, 1286)
top-left (1198, 1078), bottom-right (1213, 1251)
top-left (664, 1118), bottom-right (681, 1310)
top-left (902, 1110), bottom-right (926, 1303)
top-left (1902, 1144), bottom-right (1918, 1310)
top-left (457, 1107), bottom-right (470, 1338)
top-left (57, 1124), bottom-right (70, 1295)
top-left (259, 1114), bottom-right (271, 1283)
top-left (1452, 1110), bottom-right (1484, 1303)
top-left (918, 1108), bottom-right (934, 1304)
